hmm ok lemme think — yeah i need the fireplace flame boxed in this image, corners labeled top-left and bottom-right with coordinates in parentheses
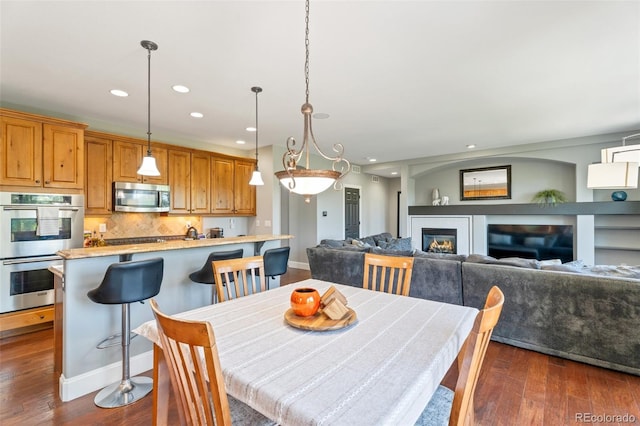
top-left (428, 238), bottom-right (454, 253)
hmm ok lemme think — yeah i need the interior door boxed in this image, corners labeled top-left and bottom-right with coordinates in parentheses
top-left (344, 187), bottom-right (360, 239)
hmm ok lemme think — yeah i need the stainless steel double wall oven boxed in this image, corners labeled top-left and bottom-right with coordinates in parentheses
top-left (0, 192), bottom-right (84, 313)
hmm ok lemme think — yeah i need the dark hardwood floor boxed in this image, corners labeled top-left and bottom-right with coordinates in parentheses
top-left (2, 268), bottom-right (639, 425)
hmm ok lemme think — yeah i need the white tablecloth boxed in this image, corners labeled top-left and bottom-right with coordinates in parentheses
top-left (135, 279), bottom-right (478, 426)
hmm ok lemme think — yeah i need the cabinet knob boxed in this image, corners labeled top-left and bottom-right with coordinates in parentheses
top-left (45, 181), bottom-right (50, 184)
top-left (35, 180), bottom-right (40, 183)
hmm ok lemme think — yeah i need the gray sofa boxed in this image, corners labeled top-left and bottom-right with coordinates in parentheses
top-left (306, 241), bottom-right (640, 376)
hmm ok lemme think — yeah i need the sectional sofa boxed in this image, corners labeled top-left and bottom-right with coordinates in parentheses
top-left (306, 236), bottom-right (640, 376)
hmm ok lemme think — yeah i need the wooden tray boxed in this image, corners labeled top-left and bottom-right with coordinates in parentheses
top-left (284, 308), bottom-right (357, 331)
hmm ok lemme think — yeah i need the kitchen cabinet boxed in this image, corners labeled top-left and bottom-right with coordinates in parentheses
top-left (168, 150), bottom-right (211, 214)
top-left (191, 152), bottom-right (212, 214)
top-left (211, 156), bottom-right (256, 216)
top-left (84, 134), bottom-right (113, 215)
top-left (233, 159), bottom-right (256, 215)
top-left (0, 109), bottom-right (86, 190)
top-left (112, 139), bottom-right (167, 185)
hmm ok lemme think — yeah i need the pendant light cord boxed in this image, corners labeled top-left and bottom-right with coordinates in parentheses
top-left (146, 45), bottom-right (152, 155)
top-left (252, 86), bottom-right (263, 169)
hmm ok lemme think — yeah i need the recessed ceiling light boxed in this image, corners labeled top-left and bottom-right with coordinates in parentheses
top-left (246, 127), bottom-right (256, 132)
top-left (391, 171), bottom-right (398, 175)
top-left (466, 144), bottom-right (476, 149)
top-left (190, 112), bottom-right (203, 118)
top-left (368, 158), bottom-right (377, 162)
top-left (313, 112), bottom-right (330, 119)
top-left (172, 85), bottom-right (190, 93)
top-left (110, 89), bottom-right (128, 97)
top-left (236, 140), bottom-right (246, 145)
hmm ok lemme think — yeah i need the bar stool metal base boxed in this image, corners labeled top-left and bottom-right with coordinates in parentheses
top-left (94, 376), bottom-right (153, 408)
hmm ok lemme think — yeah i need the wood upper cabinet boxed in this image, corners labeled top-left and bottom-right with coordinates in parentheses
top-left (234, 159), bottom-right (256, 215)
top-left (211, 156), bottom-right (256, 216)
top-left (0, 115), bottom-right (43, 187)
top-left (168, 150), bottom-right (192, 214)
top-left (43, 124), bottom-right (84, 189)
top-left (84, 135), bottom-right (112, 215)
top-left (190, 152), bottom-right (211, 215)
top-left (168, 150), bottom-right (211, 214)
top-left (211, 156), bottom-right (235, 214)
top-left (0, 110), bottom-right (85, 189)
top-left (112, 140), bottom-right (167, 184)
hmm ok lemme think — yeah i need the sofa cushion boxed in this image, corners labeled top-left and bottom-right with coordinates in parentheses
top-left (377, 237), bottom-right (412, 251)
top-left (414, 250), bottom-right (468, 262)
top-left (371, 232), bottom-right (393, 245)
top-left (320, 239), bottom-right (347, 248)
top-left (466, 254), bottom-right (541, 269)
top-left (370, 247), bottom-right (414, 257)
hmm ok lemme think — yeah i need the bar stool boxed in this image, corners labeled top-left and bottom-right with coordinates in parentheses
top-left (264, 246), bottom-right (290, 289)
top-left (87, 257), bottom-right (164, 408)
top-left (188, 249), bottom-right (244, 303)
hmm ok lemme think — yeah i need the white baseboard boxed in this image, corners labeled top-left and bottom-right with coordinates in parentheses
top-left (289, 261), bottom-right (309, 270)
top-left (59, 350), bottom-right (154, 402)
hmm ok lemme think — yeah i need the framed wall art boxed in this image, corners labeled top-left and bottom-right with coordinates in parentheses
top-left (460, 165), bottom-right (511, 201)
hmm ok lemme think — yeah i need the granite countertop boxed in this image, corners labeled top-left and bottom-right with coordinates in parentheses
top-left (57, 234), bottom-right (293, 260)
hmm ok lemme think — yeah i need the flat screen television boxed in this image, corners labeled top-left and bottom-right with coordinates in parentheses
top-left (487, 224), bottom-right (573, 263)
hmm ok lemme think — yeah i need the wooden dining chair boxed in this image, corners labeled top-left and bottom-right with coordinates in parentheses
top-left (362, 252), bottom-right (414, 296)
top-left (212, 255), bottom-right (267, 302)
top-left (415, 285), bottom-right (505, 426)
top-left (149, 299), bottom-right (275, 426)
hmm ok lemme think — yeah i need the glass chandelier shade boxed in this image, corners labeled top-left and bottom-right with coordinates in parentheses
top-left (137, 40), bottom-right (161, 177)
top-left (275, 0), bottom-right (350, 202)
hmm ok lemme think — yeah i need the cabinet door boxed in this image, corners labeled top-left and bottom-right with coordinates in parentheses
top-left (142, 144), bottom-right (168, 185)
top-left (191, 153), bottom-right (211, 214)
top-left (113, 140), bottom-right (143, 183)
top-left (85, 136), bottom-right (112, 214)
top-left (211, 157), bottom-right (234, 214)
top-left (234, 160), bottom-right (256, 215)
top-left (168, 150), bottom-right (191, 213)
top-left (42, 124), bottom-right (84, 189)
top-left (0, 116), bottom-right (43, 187)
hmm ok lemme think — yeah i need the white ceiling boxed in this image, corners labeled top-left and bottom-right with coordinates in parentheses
top-left (1, 1), bottom-right (639, 174)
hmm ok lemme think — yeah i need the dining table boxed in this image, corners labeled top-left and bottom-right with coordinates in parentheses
top-left (134, 279), bottom-right (479, 426)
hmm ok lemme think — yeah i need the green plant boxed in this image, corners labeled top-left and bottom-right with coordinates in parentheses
top-left (532, 189), bottom-right (567, 206)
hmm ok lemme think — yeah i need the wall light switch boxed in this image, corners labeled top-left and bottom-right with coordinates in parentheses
top-left (264, 220), bottom-right (271, 227)
top-left (256, 219), bottom-right (260, 227)
top-left (99, 223), bottom-right (107, 233)
top-left (229, 218), bottom-right (235, 229)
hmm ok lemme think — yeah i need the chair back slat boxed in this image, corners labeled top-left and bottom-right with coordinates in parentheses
top-left (150, 299), bottom-right (232, 426)
top-left (213, 256), bottom-right (266, 302)
top-left (449, 285), bottom-right (504, 426)
top-left (362, 253), bottom-right (414, 296)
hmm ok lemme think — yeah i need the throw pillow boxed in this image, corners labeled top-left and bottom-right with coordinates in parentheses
top-left (378, 237), bottom-right (412, 251)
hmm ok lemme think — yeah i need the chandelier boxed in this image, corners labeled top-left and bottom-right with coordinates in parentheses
top-left (275, 0), bottom-right (350, 203)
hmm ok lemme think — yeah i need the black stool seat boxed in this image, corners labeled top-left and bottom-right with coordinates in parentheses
top-left (88, 258), bottom-right (164, 304)
top-left (264, 246), bottom-right (290, 278)
top-left (189, 249), bottom-right (244, 284)
top-left (87, 257), bottom-right (164, 409)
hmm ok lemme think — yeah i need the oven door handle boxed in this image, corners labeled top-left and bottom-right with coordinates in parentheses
top-left (3, 256), bottom-right (62, 265)
top-left (3, 206), bottom-right (79, 211)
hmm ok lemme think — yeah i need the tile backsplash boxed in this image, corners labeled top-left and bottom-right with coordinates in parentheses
top-left (84, 213), bottom-right (202, 239)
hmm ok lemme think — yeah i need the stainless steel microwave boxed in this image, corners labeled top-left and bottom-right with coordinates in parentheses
top-left (113, 182), bottom-right (170, 212)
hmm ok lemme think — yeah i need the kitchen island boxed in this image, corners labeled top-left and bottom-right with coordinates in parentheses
top-left (56, 234), bottom-right (292, 401)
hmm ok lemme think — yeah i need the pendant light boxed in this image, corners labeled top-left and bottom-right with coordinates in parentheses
top-left (137, 40), bottom-right (161, 177)
top-left (587, 133), bottom-right (640, 189)
top-left (249, 86), bottom-right (264, 186)
top-left (275, 0), bottom-right (350, 203)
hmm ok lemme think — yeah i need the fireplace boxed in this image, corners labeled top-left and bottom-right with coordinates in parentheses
top-left (422, 228), bottom-right (457, 254)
